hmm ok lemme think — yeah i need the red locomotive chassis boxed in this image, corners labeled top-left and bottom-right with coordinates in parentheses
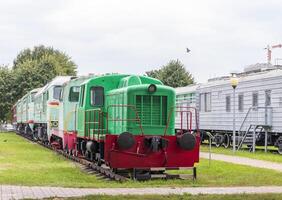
top-left (104, 134), bottom-right (200, 169)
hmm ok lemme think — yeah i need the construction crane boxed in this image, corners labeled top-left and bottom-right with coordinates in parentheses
top-left (265, 44), bottom-right (282, 64)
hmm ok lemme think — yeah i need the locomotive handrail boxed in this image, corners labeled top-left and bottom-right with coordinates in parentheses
top-left (238, 106), bottom-right (273, 137)
top-left (84, 108), bottom-right (104, 139)
top-left (106, 104), bottom-right (144, 136)
top-left (164, 106), bottom-right (199, 136)
top-left (174, 110), bottom-right (193, 133)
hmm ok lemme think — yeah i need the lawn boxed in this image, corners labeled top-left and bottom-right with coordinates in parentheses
top-left (1, 132), bottom-right (282, 188)
top-left (54, 194), bottom-right (282, 200)
top-left (201, 144), bottom-right (282, 163)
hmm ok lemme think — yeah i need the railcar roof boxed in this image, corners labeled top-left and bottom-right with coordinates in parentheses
top-left (63, 75), bottom-right (93, 87)
top-left (30, 88), bottom-right (41, 93)
top-left (80, 74), bottom-right (163, 86)
top-left (175, 84), bottom-right (199, 94)
top-left (175, 67), bottom-right (282, 93)
top-left (200, 68), bottom-right (282, 89)
top-left (35, 76), bottom-right (72, 97)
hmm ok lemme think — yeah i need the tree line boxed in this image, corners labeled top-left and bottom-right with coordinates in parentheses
top-left (0, 45), bottom-right (194, 121)
top-left (0, 45), bottom-right (77, 121)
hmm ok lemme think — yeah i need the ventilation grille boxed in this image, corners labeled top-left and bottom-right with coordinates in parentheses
top-left (136, 95), bottom-right (167, 126)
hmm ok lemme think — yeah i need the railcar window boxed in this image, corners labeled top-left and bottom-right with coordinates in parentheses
top-left (200, 94), bottom-right (205, 112)
top-left (90, 87), bottom-right (104, 106)
top-left (279, 97), bottom-right (282, 107)
top-left (200, 93), bottom-right (211, 112)
top-left (69, 86), bottom-right (80, 102)
top-left (53, 86), bottom-right (62, 100)
top-left (238, 94), bottom-right (244, 112)
top-left (59, 88), bottom-right (64, 101)
top-left (43, 92), bottom-right (48, 112)
top-left (205, 93), bottom-right (211, 112)
top-left (226, 96), bottom-right (231, 112)
top-left (265, 90), bottom-right (271, 106)
top-left (252, 92), bottom-right (258, 107)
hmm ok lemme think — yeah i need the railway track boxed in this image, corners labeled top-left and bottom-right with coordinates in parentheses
top-left (16, 131), bottom-right (128, 182)
top-left (15, 131), bottom-right (196, 181)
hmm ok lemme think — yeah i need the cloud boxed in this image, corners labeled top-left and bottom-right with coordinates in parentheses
top-left (0, 0), bottom-right (282, 82)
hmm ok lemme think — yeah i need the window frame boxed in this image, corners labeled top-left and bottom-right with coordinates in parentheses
top-left (68, 86), bottom-right (80, 102)
top-left (199, 92), bottom-right (212, 112)
top-left (265, 90), bottom-right (271, 107)
top-left (79, 85), bottom-right (85, 107)
top-left (42, 92), bottom-right (48, 113)
top-left (200, 93), bottom-right (205, 112)
top-left (252, 92), bottom-right (259, 107)
top-left (90, 86), bottom-right (104, 107)
top-left (205, 92), bottom-right (212, 112)
top-left (226, 95), bottom-right (231, 112)
top-left (53, 86), bottom-right (62, 100)
top-left (238, 93), bottom-right (244, 112)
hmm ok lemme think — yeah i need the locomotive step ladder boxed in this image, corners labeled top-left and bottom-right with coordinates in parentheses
top-left (237, 124), bottom-right (272, 152)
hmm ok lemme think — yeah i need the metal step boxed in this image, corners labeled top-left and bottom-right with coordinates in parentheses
top-left (243, 142), bottom-right (253, 145)
top-left (244, 139), bottom-right (254, 143)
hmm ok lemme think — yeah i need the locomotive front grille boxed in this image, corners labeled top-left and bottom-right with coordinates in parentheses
top-left (136, 95), bottom-right (167, 126)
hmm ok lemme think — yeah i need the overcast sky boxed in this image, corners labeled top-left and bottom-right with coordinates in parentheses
top-left (0, 0), bottom-right (282, 83)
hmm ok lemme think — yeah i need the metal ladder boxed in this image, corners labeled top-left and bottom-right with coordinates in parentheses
top-left (236, 106), bottom-right (272, 152)
top-left (237, 124), bottom-right (261, 151)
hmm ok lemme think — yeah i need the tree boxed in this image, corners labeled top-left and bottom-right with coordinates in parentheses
top-left (12, 45), bottom-right (77, 101)
top-left (0, 45), bottom-right (78, 121)
top-left (146, 59), bottom-right (194, 88)
top-left (0, 66), bottom-right (15, 121)
top-left (13, 45), bottom-right (77, 76)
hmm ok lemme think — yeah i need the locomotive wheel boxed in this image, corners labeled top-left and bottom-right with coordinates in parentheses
top-left (132, 169), bottom-right (151, 181)
top-left (97, 158), bottom-right (102, 166)
top-left (222, 134), bottom-right (230, 148)
top-left (278, 145), bottom-right (282, 155)
top-left (33, 132), bottom-right (38, 141)
top-left (214, 135), bottom-right (221, 148)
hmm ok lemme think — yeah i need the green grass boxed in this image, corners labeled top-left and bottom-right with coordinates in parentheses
top-left (2, 132), bottom-right (282, 188)
top-left (51, 194), bottom-right (282, 200)
top-left (201, 144), bottom-right (282, 163)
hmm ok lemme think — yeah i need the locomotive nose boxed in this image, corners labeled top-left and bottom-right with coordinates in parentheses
top-left (177, 133), bottom-right (196, 150)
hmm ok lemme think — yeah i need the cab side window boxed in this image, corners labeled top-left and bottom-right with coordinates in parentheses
top-left (90, 87), bottom-right (104, 106)
top-left (69, 86), bottom-right (80, 102)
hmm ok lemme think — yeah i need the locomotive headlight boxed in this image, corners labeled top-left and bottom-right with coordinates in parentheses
top-left (148, 84), bottom-right (157, 93)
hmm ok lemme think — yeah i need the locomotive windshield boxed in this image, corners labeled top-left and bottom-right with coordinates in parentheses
top-left (53, 86), bottom-right (62, 100)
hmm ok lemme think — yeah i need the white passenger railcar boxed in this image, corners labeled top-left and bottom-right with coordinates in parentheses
top-left (176, 64), bottom-right (282, 153)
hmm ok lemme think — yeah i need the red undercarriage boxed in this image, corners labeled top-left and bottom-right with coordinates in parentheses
top-left (105, 134), bottom-right (200, 169)
top-left (53, 131), bottom-right (200, 169)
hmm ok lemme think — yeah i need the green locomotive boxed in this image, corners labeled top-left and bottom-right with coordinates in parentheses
top-left (14, 74), bottom-right (200, 179)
